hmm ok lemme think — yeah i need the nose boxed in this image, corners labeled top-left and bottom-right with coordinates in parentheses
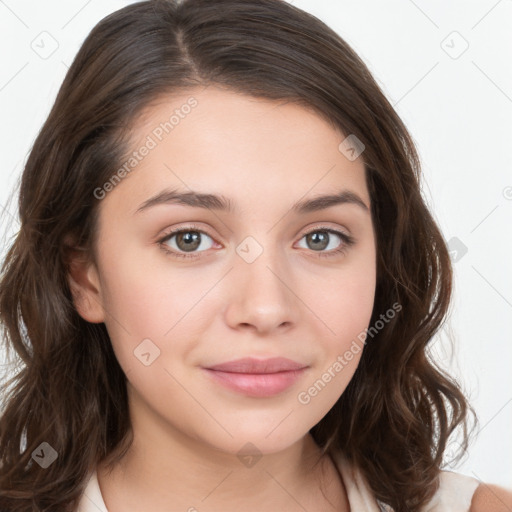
top-left (224, 242), bottom-right (300, 335)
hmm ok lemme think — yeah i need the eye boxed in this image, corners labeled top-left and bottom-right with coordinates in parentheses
top-left (157, 224), bottom-right (355, 260)
top-left (157, 225), bottom-right (217, 259)
top-left (296, 228), bottom-right (355, 258)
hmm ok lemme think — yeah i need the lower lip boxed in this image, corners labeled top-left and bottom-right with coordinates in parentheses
top-left (202, 368), bottom-right (307, 397)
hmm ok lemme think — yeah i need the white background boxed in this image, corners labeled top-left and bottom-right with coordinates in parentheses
top-left (0, 0), bottom-right (511, 489)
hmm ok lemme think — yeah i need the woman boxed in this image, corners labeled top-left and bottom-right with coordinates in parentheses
top-left (0, 1), bottom-right (510, 510)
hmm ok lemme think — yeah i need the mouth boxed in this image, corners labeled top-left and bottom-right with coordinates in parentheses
top-left (202, 357), bottom-right (308, 397)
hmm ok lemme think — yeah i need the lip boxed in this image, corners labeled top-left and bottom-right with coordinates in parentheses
top-left (204, 357), bottom-right (307, 373)
top-left (202, 357), bottom-right (308, 398)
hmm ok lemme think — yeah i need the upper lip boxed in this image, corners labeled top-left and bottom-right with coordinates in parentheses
top-left (204, 357), bottom-right (307, 374)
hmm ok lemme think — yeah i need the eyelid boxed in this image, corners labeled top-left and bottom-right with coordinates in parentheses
top-left (158, 221), bottom-right (352, 241)
top-left (157, 222), bottom-right (219, 247)
top-left (297, 222), bottom-right (352, 239)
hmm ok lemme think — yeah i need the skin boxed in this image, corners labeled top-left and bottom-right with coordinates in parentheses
top-left (68, 85), bottom-right (378, 511)
top-left (470, 484), bottom-right (512, 511)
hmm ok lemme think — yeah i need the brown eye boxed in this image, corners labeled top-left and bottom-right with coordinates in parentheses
top-left (160, 228), bottom-right (215, 256)
top-left (175, 231), bottom-right (202, 252)
top-left (305, 231), bottom-right (330, 251)
top-left (295, 228), bottom-right (355, 258)
top-left (298, 229), bottom-right (344, 252)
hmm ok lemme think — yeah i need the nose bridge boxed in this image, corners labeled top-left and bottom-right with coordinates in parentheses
top-left (239, 234), bottom-right (290, 294)
top-left (238, 230), bottom-right (288, 279)
top-left (225, 233), bottom-right (298, 332)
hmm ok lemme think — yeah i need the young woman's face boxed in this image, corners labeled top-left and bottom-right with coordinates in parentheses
top-left (79, 86), bottom-right (376, 456)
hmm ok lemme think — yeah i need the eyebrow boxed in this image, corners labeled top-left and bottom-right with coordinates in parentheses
top-left (134, 188), bottom-right (369, 215)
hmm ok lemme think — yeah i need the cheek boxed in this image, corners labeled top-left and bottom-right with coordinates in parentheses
top-left (97, 246), bottom-right (219, 369)
top-left (294, 276), bottom-right (374, 424)
top-left (306, 254), bottom-right (376, 344)
top-left (298, 254), bottom-right (376, 400)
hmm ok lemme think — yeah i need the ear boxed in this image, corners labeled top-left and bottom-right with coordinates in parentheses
top-left (63, 236), bottom-right (105, 324)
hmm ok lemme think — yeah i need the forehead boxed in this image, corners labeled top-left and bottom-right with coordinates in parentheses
top-left (103, 86), bottom-right (370, 216)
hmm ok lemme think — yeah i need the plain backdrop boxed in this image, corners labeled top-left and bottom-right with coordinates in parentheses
top-left (0, 0), bottom-right (511, 489)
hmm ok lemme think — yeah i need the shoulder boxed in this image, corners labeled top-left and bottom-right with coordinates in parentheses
top-left (419, 470), bottom-right (503, 512)
top-left (469, 482), bottom-right (512, 512)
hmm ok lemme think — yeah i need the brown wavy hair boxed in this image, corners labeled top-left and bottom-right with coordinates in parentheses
top-left (0, 0), bottom-right (477, 510)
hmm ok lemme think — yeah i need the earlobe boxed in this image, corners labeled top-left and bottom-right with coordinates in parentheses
top-left (65, 245), bottom-right (105, 324)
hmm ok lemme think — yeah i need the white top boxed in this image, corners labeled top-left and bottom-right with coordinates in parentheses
top-left (77, 450), bottom-right (480, 511)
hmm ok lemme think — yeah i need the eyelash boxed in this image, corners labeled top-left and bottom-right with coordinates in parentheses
top-left (157, 223), bottom-right (355, 260)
